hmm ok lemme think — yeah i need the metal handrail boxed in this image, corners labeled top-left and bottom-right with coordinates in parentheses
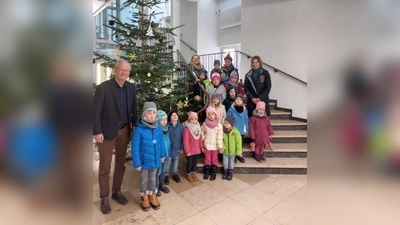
top-left (180, 39), bottom-right (197, 53)
top-left (176, 49), bottom-right (210, 114)
top-left (240, 51), bottom-right (307, 85)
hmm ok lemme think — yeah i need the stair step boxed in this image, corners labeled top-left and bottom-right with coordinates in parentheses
top-left (270, 110), bottom-right (291, 119)
top-left (243, 130), bottom-right (307, 143)
top-left (241, 143), bottom-right (307, 158)
top-left (271, 119), bottom-right (307, 130)
top-left (197, 157), bottom-right (307, 175)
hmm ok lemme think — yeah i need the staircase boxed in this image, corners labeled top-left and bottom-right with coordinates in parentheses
top-left (196, 101), bottom-right (307, 174)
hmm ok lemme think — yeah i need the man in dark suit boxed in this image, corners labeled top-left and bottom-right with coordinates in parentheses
top-left (93, 60), bottom-right (137, 214)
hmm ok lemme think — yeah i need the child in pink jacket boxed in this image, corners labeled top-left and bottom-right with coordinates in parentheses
top-left (183, 111), bottom-right (203, 183)
top-left (249, 101), bottom-right (274, 162)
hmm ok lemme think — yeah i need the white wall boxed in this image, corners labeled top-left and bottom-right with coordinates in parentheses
top-left (197, 0), bottom-right (220, 55)
top-left (241, 0), bottom-right (307, 119)
top-left (179, 0), bottom-right (198, 60)
top-left (217, 0), bottom-right (241, 46)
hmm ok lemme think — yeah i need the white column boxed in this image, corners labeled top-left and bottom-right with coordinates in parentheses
top-left (171, 0), bottom-right (181, 67)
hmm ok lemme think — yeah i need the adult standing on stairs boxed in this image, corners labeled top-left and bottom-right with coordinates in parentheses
top-left (244, 56), bottom-right (272, 118)
top-left (222, 53), bottom-right (239, 78)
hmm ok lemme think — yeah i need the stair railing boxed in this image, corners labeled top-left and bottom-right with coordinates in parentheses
top-left (198, 50), bottom-right (307, 86)
top-left (176, 49), bottom-right (210, 114)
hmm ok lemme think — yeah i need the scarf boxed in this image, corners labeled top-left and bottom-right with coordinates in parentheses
top-left (223, 127), bottom-right (232, 134)
top-left (252, 109), bottom-right (266, 118)
top-left (224, 64), bottom-right (234, 74)
top-left (191, 62), bottom-right (203, 71)
top-left (221, 76), bottom-right (229, 84)
top-left (183, 121), bottom-right (201, 140)
top-left (252, 68), bottom-right (261, 81)
top-left (162, 125), bottom-right (169, 135)
top-left (234, 105), bottom-right (244, 113)
top-left (205, 117), bottom-right (219, 129)
top-left (141, 117), bottom-right (158, 129)
top-left (228, 80), bottom-right (238, 87)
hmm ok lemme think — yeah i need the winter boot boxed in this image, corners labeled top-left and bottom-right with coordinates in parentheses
top-left (156, 190), bottom-right (161, 197)
top-left (227, 169), bottom-right (233, 181)
top-left (164, 176), bottom-right (170, 185)
top-left (186, 173), bottom-right (194, 183)
top-left (191, 172), bottom-right (199, 181)
top-left (148, 192), bottom-right (160, 210)
top-left (210, 165), bottom-right (217, 181)
top-left (260, 152), bottom-right (266, 162)
top-left (255, 154), bottom-right (263, 163)
top-left (158, 182), bottom-right (170, 193)
top-left (203, 165), bottom-right (211, 180)
top-left (141, 193), bottom-right (150, 211)
top-left (222, 169), bottom-right (228, 180)
top-left (172, 173), bottom-right (181, 183)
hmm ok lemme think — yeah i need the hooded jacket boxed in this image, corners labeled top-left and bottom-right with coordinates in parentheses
top-left (227, 103), bottom-right (249, 135)
top-left (249, 113), bottom-right (274, 144)
top-left (132, 117), bottom-right (167, 170)
top-left (167, 121), bottom-right (184, 157)
top-left (223, 127), bottom-right (242, 156)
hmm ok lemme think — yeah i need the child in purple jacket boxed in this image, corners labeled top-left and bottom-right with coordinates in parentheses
top-left (249, 101), bottom-right (274, 162)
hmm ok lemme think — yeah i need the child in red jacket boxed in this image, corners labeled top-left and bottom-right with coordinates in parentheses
top-left (249, 101), bottom-right (274, 162)
top-left (183, 111), bottom-right (203, 182)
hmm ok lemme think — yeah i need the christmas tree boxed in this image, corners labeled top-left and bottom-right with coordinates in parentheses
top-left (94, 0), bottom-right (194, 119)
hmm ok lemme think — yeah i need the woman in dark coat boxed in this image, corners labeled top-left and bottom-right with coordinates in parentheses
top-left (244, 56), bottom-right (272, 117)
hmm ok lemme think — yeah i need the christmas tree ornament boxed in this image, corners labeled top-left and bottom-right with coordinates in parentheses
top-left (147, 72), bottom-right (151, 77)
top-left (127, 30), bottom-right (131, 35)
top-left (162, 48), bottom-right (166, 52)
top-left (176, 100), bottom-right (183, 109)
top-left (159, 38), bottom-right (163, 43)
top-left (136, 73), bottom-right (138, 76)
top-left (169, 59), bottom-right (173, 65)
top-left (135, 84), bottom-right (142, 89)
top-left (168, 45), bottom-right (173, 49)
top-left (193, 95), bottom-right (201, 102)
top-left (109, 20), bottom-right (115, 26)
top-left (114, 48), bottom-right (122, 56)
top-left (183, 99), bottom-right (189, 107)
top-left (146, 26), bottom-right (154, 36)
top-left (136, 39), bottom-right (142, 47)
top-left (154, 27), bottom-right (160, 33)
top-left (173, 71), bottom-right (177, 75)
top-left (129, 53), bottom-right (137, 60)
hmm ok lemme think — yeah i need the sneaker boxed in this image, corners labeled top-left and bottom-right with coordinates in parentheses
top-left (156, 191), bottom-right (161, 197)
top-left (172, 173), bottom-right (181, 183)
top-left (164, 176), bottom-right (170, 185)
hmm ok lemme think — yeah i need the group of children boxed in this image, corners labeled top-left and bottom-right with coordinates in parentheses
top-left (131, 97), bottom-right (275, 211)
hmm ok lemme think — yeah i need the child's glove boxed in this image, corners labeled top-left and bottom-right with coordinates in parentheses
top-left (250, 142), bottom-right (256, 152)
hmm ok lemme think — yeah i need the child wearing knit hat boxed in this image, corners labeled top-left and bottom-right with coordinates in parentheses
top-left (206, 72), bottom-right (227, 102)
top-left (201, 106), bottom-right (223, 181)
top-left (210, 59), bottom-right (222, 76)
top-left (211, 92), bottom-right (226, 125)
top-left (222, 86), bottom-right (237, 113)
top-left (224, 69), bottom-right (243, 95)
top-left (132, 102), bottom-right (166, 211)
top-left (249, 101), bottom-right (274, 163)
top-left (183, 111), bottom-right (203, 183)
top-left (155, 110), bottom-right (171, 196)
top-left (227, 94), bottom-right (249, 163)
top-left (222, 116), bottom-right (242, 180)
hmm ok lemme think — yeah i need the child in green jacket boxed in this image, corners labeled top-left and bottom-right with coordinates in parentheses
top-left (222, 116), bottom-right (242, 180)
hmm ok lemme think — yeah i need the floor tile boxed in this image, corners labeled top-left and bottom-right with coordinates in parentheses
top-left (93, 209), bottom-right (101, 225)
top-left (273, 175), bottom-right (307, 188)
top-left (261, 201), bottom-right (306, 225)
top-left (179, 183), bottom-right (227, 211)
top-left (166, 174), bottom-right (204, 194)
top-left (93, 182), bottom-right (130, 203)
top-left (93, 191), bottom-right (141, 224)
top-left (230, 186), bottom-right (281, 215)
top-left (233, 174), bottom-right (270, 186)
top-left (254, 177), bottom-right (299, 201)
top-left (176, 212), bottom-right (216, 225)
top-left (204, 175), bottom-right (250, 197)
top-left (282, 189), bottom-right (306, 212)
top-left (247, 217), bottom-right (274, 225)
top-left (148, 194), bottom-right (199, 225)
top-left (202, 198), bottom-right (258, 225)
top-left (301, 184), bottom-right (307, 191)
top-left (103, 209), bottom-right (159, 225)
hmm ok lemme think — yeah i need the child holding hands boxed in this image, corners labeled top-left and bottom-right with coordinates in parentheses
top-left (132, 102), bottom-right (166, 211)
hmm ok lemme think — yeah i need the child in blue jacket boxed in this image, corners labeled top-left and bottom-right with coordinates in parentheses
top-left (167, 110), bottom-right (184, 183)
top-left (227, 94), bottom-right (248, 163)
top-left (155, 110), bottom-right (171, 196)
top-left (132, 102), bottom-right (166, 211)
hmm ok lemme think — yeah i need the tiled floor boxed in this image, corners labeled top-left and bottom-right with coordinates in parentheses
top-left (93, 160), bottom-right (307, 225)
